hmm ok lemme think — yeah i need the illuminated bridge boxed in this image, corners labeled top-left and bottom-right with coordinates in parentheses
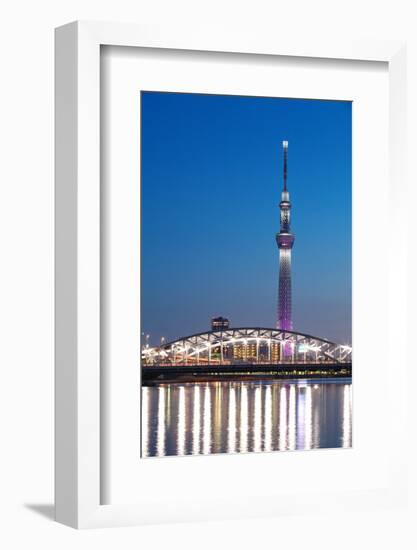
top-left (141, 327), bottom-right (352, 367)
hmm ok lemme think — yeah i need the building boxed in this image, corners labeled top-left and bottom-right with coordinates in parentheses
top-left (276, 140), bottom-right (295, 332)
top-left (211, 316), bottom-right (230, 331)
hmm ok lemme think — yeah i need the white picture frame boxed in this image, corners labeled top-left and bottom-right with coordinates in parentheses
top-left (55, 21), bottom-right (407, 529)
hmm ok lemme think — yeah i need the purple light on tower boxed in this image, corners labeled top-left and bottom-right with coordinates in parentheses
top-left (276, 141), bottom-right (295, 345)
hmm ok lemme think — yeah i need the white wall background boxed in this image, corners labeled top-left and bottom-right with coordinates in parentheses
top-left (1, 0), bottom-right (416, 548)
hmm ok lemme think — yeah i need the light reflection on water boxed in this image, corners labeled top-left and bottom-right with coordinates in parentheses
top-left (141, 379), bottom-right (352, 458)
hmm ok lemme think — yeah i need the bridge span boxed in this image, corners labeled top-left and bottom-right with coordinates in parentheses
top-left (141, 327), bottom-right (352, 367)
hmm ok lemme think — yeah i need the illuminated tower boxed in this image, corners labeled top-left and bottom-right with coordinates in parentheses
top-left (276, 140), bottom-right (295, 332)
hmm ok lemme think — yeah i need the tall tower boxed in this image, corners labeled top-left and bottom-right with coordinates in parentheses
top-left (276, 140), bottom-right (295, 332)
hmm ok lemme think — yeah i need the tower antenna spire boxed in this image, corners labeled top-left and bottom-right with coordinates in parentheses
top-left (283, 140), bottom-right (288, 191)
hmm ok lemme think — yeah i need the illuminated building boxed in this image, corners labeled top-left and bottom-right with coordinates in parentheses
top-left (276, 140), bottom-right (295, 333)
top-left (211, 316), bottom-right (230, 331)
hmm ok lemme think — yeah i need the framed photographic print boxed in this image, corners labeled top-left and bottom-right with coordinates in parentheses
top-left (55, 22), bottom-right (407, 528)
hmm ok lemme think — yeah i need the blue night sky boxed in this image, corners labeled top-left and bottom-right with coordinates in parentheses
top-left (141, 92), bottom-right (352, 345)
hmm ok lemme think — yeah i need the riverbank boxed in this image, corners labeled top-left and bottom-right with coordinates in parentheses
top-left (142, 362), bottom-right (352, 385)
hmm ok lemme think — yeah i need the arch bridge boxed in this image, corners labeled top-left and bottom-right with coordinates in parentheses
top-left (142, 327), bottom-right (351, 366)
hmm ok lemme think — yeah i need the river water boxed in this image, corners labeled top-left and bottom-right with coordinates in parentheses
top-left (141, 378), bottom-right (352, 458)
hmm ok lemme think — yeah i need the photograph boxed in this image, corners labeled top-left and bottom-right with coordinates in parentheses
top-left (140, 91), bottom-right (352, 458)
top-left (5, 5), bottom-right (410, 540)
top-left (0, 0), bottom-right (410, 540)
